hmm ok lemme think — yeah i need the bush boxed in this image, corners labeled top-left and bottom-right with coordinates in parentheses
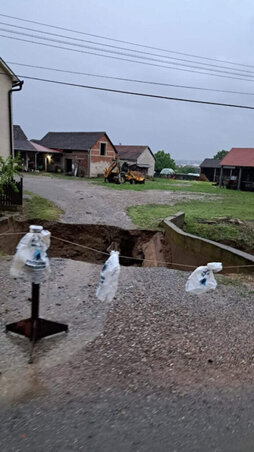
top-left (0, 154), bottom-right (21, 193)
top-left (199, 173), bottom-right (209, 182)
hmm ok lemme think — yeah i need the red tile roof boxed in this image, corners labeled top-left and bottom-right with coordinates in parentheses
top-left (220, 148), bottom-right (254, 167)
top-left (31, 141), bottom-right (62, 154)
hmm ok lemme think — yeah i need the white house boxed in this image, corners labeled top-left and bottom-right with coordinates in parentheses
top-left (115, 145), bottom-right (155, 176)
top-left (0, 58), bottom-right (23, 159)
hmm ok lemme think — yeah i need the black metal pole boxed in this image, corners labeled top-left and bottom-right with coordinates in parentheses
top-left (31, 283), bottom-right (40, 320)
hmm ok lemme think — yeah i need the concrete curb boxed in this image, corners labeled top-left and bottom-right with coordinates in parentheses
top-left (163, 212), bottom-right (254, 273)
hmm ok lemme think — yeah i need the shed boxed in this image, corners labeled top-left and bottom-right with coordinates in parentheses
top-left (219, 148), bottom-right (254, 190)
top-left (200, 158), bottom-right (221, 182)
top-left (115, 145), bottom-right (155, 176)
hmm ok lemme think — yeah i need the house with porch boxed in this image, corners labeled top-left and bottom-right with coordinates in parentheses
top-left (114, 145), bottom-right (155, 176)
top-left (36, 131), bottom-right (116, 177)
top-left (219, 148), bottom-right (254, 190)
top-left (14, 125), bottom-right (62, 171)
top-left (14, 125), bottom-right (37, 170)
top-left (0, 58), bottom-right (23, 159)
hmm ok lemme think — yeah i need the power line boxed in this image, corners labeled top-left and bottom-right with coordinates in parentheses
top-left (1, 21), bottom-right (254, 76)
top-left (2, 27), bottom-right (254, 79)
top-left (0, 11), bottom-right (253, 70)
top-left (7, 72), bottom-right (254, 110)
top-left (2, 34), bottom-right (254, 83)
top-left (7, 61), bottom-right (254, 96)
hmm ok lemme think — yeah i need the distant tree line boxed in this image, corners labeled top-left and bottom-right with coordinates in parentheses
top-left (154, 149), bottom-right (229, 175)
top-left (154, 150), bottom-right (199, 174)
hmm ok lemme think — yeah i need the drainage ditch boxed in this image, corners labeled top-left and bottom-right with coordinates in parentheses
top-left (0, 220), bottom-right (171, 268)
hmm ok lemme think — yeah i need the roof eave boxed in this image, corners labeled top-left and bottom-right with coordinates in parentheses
top-left (0, 58), bottom-right (20, 84)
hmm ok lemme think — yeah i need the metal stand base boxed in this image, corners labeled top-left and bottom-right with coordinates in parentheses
top-left (6, 282), bottom-right (68, 363)
top-left (6, 318), bottom-right (68, 340)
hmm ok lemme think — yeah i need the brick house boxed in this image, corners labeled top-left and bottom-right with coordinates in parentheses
top-left (115, 145), bottom-right (155, 176)
top-left (37, 131), bottom-right (116, 177)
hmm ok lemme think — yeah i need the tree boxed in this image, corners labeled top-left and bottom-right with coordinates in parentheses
top-left (213, 150), bottom-right (228, 161)
top-left (175, 165), bottom-right (198, 174)
top-left (154, 150), bottom-right (175, 172)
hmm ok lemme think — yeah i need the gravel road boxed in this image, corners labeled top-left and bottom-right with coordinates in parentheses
top-left (1, 257), bottom-right (254, 451)
top-left (24, 175), bottom-right (212, 228)
top-left (1, 175), bottom-right (253, 451)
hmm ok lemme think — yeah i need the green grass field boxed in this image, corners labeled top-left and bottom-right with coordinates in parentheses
top-left (24, 191), bottom-right (63, 221)
top-left (117, 178), bottom-right (254, 253)
top-left (95, 177), bottom-right (254, 252)
top-left (23, 175), bottom-right (254, 252)
top-left (92, 176), bottom-right (222, 194)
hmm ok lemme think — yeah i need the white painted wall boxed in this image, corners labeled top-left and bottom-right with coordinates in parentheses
top-left (0, 69), bottom-right (12, 160)
top-left (137, 147), bottom-right (155, 176)
top-left (90, 160), bottom-right (109, 177)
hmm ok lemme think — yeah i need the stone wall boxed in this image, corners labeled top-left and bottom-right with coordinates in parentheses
top-left (163, 212), bottom-right (254, 273)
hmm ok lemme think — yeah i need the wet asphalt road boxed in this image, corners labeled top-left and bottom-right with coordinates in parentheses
top-left (1, 387), bottom-right (254, 452)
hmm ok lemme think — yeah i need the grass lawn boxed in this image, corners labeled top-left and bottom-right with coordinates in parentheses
top-left (23, 191), bottom-right (63, 221)
top-left (127, 187), bottom-right (254, 253)
top-left (92, 177), bottom-right (223, 194)
top-left (24, 172), bottom-right (88, 181)
top-left (23, 175), bottom-right (254, 252)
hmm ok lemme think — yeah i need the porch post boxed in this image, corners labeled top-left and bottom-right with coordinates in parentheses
top-left (25, 152), bottom-right (29, 171)
top-left (213, 167), bottom-right (216, 182)
top-left (34, 152), bottom-right (38, 170)
top-left (219, 166), bottom-right (223, 187)
top-left (237, 167), bottom-right (242, 190)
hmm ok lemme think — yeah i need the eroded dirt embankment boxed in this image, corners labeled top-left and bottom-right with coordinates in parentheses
top-left (1, 220), bottom-right (171, 267)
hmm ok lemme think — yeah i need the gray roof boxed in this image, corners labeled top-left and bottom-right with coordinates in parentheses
top-left (13, 125), bottom-right (36, 152)
top-left (115, 145), bottom-right (154, 162)
top-left (200, 158), bottom-right (221, 168)
top-left (38, 131), bottom-right (108, 150)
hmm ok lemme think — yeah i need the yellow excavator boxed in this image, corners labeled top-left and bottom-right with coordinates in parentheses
top-left (104, 157), bottom-right (145, 184)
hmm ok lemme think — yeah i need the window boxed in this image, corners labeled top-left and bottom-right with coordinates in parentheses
top-left (100, 142), bottom-right (106, 156)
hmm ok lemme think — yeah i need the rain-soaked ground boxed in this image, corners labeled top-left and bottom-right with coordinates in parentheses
top-left (1, 254), bottom-right (254, 451)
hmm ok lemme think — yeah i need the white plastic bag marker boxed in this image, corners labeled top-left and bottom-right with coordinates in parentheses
top-left (96, 251), bottom-right (120, 302)
top-left (185, 262), bottom-right (222, 295)
top-left (10, 225), bottom-right (51, 283)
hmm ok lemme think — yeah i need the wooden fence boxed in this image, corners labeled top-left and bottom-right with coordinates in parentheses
top-left (0, 178), bottom-right (23, 208)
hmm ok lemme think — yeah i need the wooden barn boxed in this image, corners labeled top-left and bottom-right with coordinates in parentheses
top-left (219, 148), bottom-right (254, 190)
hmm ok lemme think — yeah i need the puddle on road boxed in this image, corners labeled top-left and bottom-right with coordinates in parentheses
top-left (0, 367), bottom-right (46, 408)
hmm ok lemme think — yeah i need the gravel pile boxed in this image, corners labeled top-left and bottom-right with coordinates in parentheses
top-left (1, 257), bottom-right (254, 400)
top-left (1, 258), bottom-right (254, 451)
top-left (43, 266), bottom-right (254, 397)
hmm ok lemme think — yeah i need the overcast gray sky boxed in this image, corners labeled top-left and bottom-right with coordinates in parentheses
top-left (1, 0), bottom-right (254, 161)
